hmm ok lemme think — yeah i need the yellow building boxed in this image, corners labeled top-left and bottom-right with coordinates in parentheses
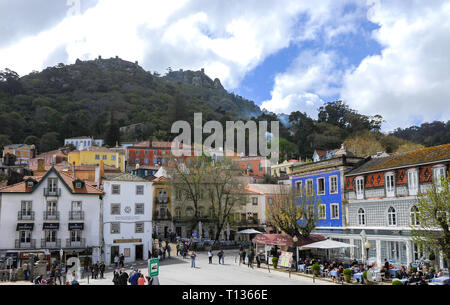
top-left (68, 146), bottom-right (125, 172)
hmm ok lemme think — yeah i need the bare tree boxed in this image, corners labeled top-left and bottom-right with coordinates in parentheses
top-left (266, 184), bottom-right (321, 237)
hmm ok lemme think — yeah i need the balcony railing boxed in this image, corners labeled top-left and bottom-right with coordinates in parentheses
top-left (43, 211), bottom-right (60, 220)
top-left (69, 211), bottom-right (84, 220)
top-left (41, 239), bottom-right (61, 248)
top-left (43, 188), bottom-right (61, 197)
top-left (65, 238), bottom-right (86, 248)
top-left (17, 211), bottom-right (35, 220)
top-left (15, 239), bottom-right (36, 249)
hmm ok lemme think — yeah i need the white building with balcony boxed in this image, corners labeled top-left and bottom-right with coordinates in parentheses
top-left (64, 136), bottom-right (104, 151)
top-left (0, 167), bottom-right (104, 267)
top-left (102, 173), bottom-right (153, 265)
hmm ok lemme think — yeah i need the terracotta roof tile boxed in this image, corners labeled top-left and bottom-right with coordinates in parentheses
top-left (347, 143), bottom-right (450, 176)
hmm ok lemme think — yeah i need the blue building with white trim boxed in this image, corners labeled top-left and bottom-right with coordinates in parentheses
top-left (290, 151), bottom-right (364, 236)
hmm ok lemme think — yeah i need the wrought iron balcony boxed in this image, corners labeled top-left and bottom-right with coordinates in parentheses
top-left (65, 238), bottom-right (86, 248)
top-left (69, 211), bottom-right (84, 220)
top-left (43, 188), bottom-right (61, 196)
top-left (15, 239), bottom-right (36, 249)
top-left (41, 239), bottom-right (61, 248)
top-left (43, 211), bottom-right (60, 220)
top-left (17, 211), bottom-right (35, 220)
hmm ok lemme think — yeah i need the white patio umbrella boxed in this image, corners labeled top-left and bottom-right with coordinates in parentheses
top-left (299, 239), bottom-right (355, 250)
top-left (236, 228), bottom-right (264, 234)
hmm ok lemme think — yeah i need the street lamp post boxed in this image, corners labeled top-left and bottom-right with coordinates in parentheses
top-left (364, 240), bottom-right (371, 266)
top-left (292, 235), bottom-right (298, 278)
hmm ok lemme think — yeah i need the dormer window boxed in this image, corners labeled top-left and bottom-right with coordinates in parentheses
top-left (355, 176), bottom-right (364, 199)
top-left (385, 172), bottom-right (395, 197)
top-left (26, 181), bottom-right (34, 188)
top-left (73, 179), bottom-right (84, 189)
top-left (25, 178), bottom-right (36, 188)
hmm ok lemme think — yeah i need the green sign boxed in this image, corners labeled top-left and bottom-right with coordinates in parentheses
top-left (148, 258), bottom-right (159, 277)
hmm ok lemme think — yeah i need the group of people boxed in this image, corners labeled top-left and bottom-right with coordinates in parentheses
top-left (112, 268), bottom-right (151, 285)
top-left (90, 262), bottom-right (106, 279)
top-left (157, 240), bottom-right (172, 260)
top-left (239, 246), bottom-right (261, 268)
top-left (207, 249), bottom-right (225, 264)
top-left (389, 261), bottom-right (445, 285)
top-left (113, 254), bottom-right (125, 268)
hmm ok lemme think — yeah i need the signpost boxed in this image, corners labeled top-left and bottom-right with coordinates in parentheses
top-left (148, 258), bottom-right (159, 277)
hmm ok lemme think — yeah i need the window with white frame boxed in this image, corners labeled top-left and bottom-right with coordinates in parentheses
top-left (112, 184), bottom-right (120, 194)
top-left (432, 166), bottom-right (446, 186)
top-left (385, 173), bottom-right (395, 197)
top-left (268, 198), bottom-right (273, 205)
top-left (317, 177), bottom-right (325, 195)
top-left (355, 177), bottom-right (364, 199)
top-left (329, 175), bottom-right (338, 194)
top-left (21, 201), bottom-right (32, 216)
top-left (136, 185), bottom-right (144, 195)
top-left (110, 223), bottom-right (120, 234)
top-left (295, 180), bottom-right (303, 196)
top-left (407, 169), bottom-right (419, 195)
top-left (358, 208), bottom-right (365, 225)
top-left (45, 230), bottom-right (57, 242)
top-left (252, 197), bottom-right (258, 205)
top-left (20, 230), bottom-right (31, 243)
top-left (410, 206), bottom-right (420, 226)
top-left (318, 204), bottom-right (326, 219)
top-left (111, 203), bottom-right (121, 215)
top-left (135, 203), bottom-right (144, 215)
top-left (135, 222), bottom-right (144, 233)
top-left (71, 230), bottom-right (82, 242)
top-left (388, 206), bottom-right (396, 226)
top-left (306, 179), bottom-right (313, 195)
top-left (330, 204), bottom-right (339, 219)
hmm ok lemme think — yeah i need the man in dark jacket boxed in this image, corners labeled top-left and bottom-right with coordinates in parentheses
top-left (119, 254), bottom-right (125, 268)
top-left (99, 262), bottom-right (105, 279)
top-left (118, 269), bottom-right (129, 285)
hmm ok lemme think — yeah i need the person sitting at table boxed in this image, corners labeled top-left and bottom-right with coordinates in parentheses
top-left (418, 276), bottom-right (428, 285)
top-left (397, 269), bottom-right (408, 279)
top-left (436, 269), bottom-right (443, 278)
top-left (408, 272), bottom-right (421, 285)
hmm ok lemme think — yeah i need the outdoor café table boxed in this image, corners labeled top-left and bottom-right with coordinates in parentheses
top-left (389, 268), bottom-right (399, 277)
top-left (432, 276), bottom-right (449, 284)
top-left (298, 264), bottom-right (306, 272)
top-left (329, 270), bottom-right (338, 279)
top-left (352, 272), bottom-right (363, 282)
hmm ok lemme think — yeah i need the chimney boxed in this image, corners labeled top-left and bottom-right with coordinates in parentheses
top-left (37, 159), bottom-right (45, 172)
top-left (72, 161), bottom-right (76, 178)
top-left (100, 160), bottom-right (105, 179)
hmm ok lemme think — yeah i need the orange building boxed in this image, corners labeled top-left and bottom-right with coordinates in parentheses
top-left (2, 144), bottom-right (36, 165)
top-left (234, 156), bottom-right (270, 179)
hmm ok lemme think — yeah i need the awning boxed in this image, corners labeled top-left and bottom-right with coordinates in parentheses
top-left (236, 229), bottom-right (264, 234)
top-left (299, 239), bottom-right (356, 250)
top-left (16, 223), bottom-right (34, 231)
top-left (252, 234), bottom-right (326, 247)
top-left (43, 223), bottom-right (59, 230)
top-left (68, 223), bottom-right (84, 230)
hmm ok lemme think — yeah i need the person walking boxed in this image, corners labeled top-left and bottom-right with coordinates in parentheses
top-left (183, 245), bottom-right (187, 259)
top-left (190, 251), bottom-right (197, 268)
top-left (55, 266), bottom-right (62, 285)
top-left (241, 249), bottom-right (246, 265)
top-left (119, 254), bottom-right (125, 268)
top-left (112, 270), bottom-right (120, 285)
top-left (176, 243), bottom-right (180, 256)
top-left (138, 274), bottom-right (146, 285)
top-left (114, 254), bottom-right (119, 268)
top-left (93, 262), bottom-right (99, 279)
top-left (167, 244), bottom-right (171, 258)
top-left (208, 250), bottom-right (213, 264)
top-left (220, 250), bottom-right (225, 265)
top-left (118, 268), bottom-right (129, 285)
top-left (218, 250), bottom-right (224, 264)
top-left (22, 262), bottom-right (29, 281)
top-left (99, 262), bottom-right (105, 279)
top-left (130, 269), bottom-right (140, 285)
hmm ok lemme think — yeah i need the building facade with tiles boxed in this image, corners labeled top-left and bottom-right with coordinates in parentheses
top-left (340, 144), bottom-right (450, 269)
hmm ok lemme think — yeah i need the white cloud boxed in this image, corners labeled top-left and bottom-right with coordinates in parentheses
top-left (260, 51), bottom-right (344, 117)
top-left (340, 0), bottom-right (450, 130)
top-left (0, 0), bottom-right (363, 90)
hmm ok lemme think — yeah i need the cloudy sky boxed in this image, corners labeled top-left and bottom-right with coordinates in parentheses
top-left (0, 0), bottom-right (449, 131)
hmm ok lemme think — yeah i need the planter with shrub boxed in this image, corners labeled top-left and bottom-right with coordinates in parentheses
top-left (392, 280), bottom-right (403, 285)
top-left (312, 263), bottom-right (321, 276)
top-left (343, 268), bottom-right (352, 283)
top-left (362, 271), bottom-right (371, 285)
top-left (272, 257), bottom-right (278, 269)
